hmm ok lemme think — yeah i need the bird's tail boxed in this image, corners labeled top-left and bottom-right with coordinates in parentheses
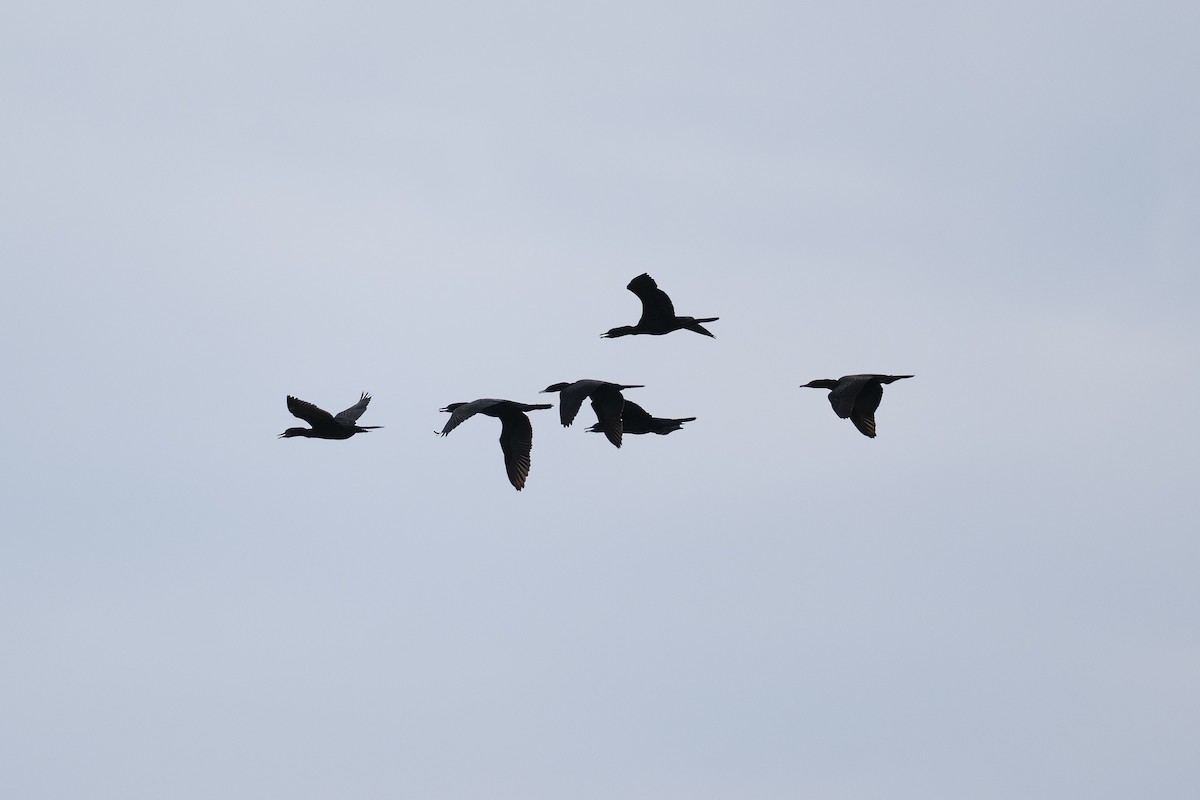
top-left (685, 317), bottom-right (718, 337)
top-left (656, 417), bottom-right (697, 434)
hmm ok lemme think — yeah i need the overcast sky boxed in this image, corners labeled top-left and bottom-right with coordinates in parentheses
top-left (2, 1), bottom-right (1198, 798)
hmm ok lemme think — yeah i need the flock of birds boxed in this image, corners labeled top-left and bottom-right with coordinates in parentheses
top-left (280, 273), bottom-right (914, 490)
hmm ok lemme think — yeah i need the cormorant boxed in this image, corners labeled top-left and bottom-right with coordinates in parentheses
top-left (279, 392), bottom-right (382, 439)
top-left (437, 399), bottom-right (553, 491)
top-left (601, 273), bottom-right (719, 338)
top-left (588, 399), bottom-right (695, 436)
top-left (799, 374), bottom-right (913, 438)
top-left (540, 380), bottom-right (643, 448)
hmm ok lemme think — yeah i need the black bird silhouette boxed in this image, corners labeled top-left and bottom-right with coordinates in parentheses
top-left (437, 399), bottom-right (553, 490)
top-left (279, 392), bottom-right (382, 439)
top-left (799, 374), bottom-right (913, 438)
top-left (588, 399), bottom-right (695, 436)
top-left (601, 273), bottom-right (719, 338)
top-left (541, 380), bottom-right (643, 448)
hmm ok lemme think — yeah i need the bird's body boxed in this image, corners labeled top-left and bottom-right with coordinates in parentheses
top-left (601, 273), bottom-right (718, 338)
top-left (279, 393), bottom-right (382, 439)
top-left (437, 399), bottom-right (553, 490)
top-left (541, 379), bottom-right (643, 448)
top-left (800, 374), bottom-right (913, 438)
top-left (588, 399), bottom-right (695, 436)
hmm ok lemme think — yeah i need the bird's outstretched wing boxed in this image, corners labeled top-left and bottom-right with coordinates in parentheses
top-left (438, 399), bottom-right (499, 436)
top-left (336, 392), bottom-right (372, 423)
top-left (498, 411), bottom-right (535, 490)
top-left (849, 380), bottom-right (884, 438)
top-left (557, 382), bottom-right (592, 427)
top-left (627, 273), bottom-right (676, 326)
top-left (827, 378), bottom-right (865, 420)
top-left (287, 396), bottom-right (335, 427)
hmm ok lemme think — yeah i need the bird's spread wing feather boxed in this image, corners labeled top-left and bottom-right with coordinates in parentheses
top-left (850, 414), bottom-right (877, 438)
top-left (335, 392), bottom-right (371, 423)
top-left (498, 411), bottom-right (535, 490)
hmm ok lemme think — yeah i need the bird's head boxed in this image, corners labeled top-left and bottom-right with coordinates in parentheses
top-left (541, 383), bottom-right (571, 393)
top-left (278, 427), bottom-right (309, 438)
top-left (601, 326), bottom-right (634, 339)
top-left (800, 379), bottom-right (839, 390)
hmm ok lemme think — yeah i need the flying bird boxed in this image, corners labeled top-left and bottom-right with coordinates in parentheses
top-left (601, 273), bottom-right (719, 338)
top-left (799, 374), bottom-right (913, 438)
top-left (541, 379), bottom-right (643, 448)
top-left (437, 399), bottom-right (553, 491)
top-left (588, 399), bottom-right (696, 437)
top-left (279, 392), bottom-right (382, 439)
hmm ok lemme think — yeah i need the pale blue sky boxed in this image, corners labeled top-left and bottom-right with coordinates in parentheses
top-left (2, 1), bottom-right (1198, 798)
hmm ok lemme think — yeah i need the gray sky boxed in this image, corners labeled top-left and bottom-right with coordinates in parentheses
top-left (2, 1), bottom-right (1198, 798)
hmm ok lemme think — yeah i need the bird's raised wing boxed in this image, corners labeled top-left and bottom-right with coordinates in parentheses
top-left (627, 273), bottom-right (676, 326)
top-left (617, 399), bottom-right (653, 432)
top-left (336, 392), bottom-right (372, 423)
top-left (287, 396), bottom-right (335, 427)
top-left (498, 410), bottom-right (535, 490)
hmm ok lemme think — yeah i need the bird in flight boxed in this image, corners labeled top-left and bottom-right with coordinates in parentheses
top-left (541, 379), bottom-right (643, 448)
top-left (279, 392), bottom-right (382, 439)
top-left (799, 374), bottom-right (913, 438)
top-left (437, 399), bottom-right (553, 491)
top-left (590, 399), bottom-right (695, 437)
top-left (601, 273), bottom-right (719, 338)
